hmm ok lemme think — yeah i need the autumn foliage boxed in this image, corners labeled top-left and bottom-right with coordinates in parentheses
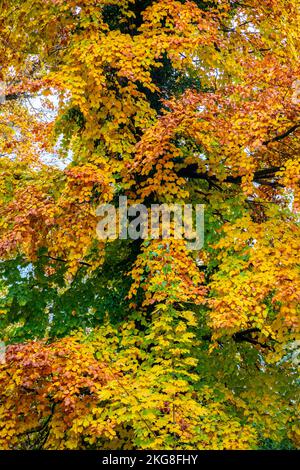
top-left (0, 0), bottom-right (299, 450)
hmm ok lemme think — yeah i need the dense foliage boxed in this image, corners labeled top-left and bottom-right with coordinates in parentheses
top-left (0, 0), bottom-right (299, 450)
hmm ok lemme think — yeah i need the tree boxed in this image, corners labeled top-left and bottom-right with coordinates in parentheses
top-left (0, 0), bottom-right (299, 450)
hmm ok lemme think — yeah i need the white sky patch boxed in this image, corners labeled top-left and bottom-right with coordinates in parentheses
top-left (23, 91), bottom-right (59, 123)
